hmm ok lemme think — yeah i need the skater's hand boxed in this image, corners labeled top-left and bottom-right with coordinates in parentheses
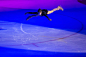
top-left (49, 19), bottom-right (52, 21)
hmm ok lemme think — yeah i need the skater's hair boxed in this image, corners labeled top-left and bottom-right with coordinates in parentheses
top-left (38, 8), bottom-right (42, 12)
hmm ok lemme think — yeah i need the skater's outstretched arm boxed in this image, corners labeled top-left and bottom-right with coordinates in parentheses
top-left (25, 12), bottom-right (38, 15)
top-left (44, 15), bottom-right (52, 21)
top-left (26, 14), bottom-right (39, 21)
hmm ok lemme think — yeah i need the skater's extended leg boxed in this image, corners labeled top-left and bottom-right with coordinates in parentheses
top-left (26, 14), bottom-right (38, 21)
top-left (47, 6), bottom-right (64, 14)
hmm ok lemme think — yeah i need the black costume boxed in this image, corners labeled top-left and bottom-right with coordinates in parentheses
top-left (25, 9), bottom-right (50, 21)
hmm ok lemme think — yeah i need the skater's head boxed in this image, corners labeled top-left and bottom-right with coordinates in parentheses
top-left (38, 8), bottom-right (42, 13)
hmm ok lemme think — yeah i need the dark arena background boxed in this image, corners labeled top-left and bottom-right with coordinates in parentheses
top-left (0, 0), bottom-right (86, 57)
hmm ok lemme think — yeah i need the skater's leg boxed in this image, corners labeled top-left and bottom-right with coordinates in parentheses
top-left (25, 12), bottom-right (38, 15)
top-left (47, 6), bottom-right (64, 14)
top-left (26, 14), bottom-right (38, 21)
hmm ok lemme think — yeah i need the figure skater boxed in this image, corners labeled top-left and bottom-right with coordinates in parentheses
top-left (25, 6), bottom-right (64, 21)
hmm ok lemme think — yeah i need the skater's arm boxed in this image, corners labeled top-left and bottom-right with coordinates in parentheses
top-left (25, 12), bottom-right (38, 15)
top-left (26, 14), bottom-right (39, 21)
top-left (44, 15), bottom-right (52, 21)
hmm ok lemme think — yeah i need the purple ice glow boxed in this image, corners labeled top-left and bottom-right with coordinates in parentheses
top-left (0, 0), bottom-right (86, 12)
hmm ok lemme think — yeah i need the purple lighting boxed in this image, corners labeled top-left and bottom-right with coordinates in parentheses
top-left (0, 0), bottom-right (86, 12)
top-left (78, 0), bottom-right (86, 5)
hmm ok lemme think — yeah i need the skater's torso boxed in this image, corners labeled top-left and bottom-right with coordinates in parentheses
top-left (42, 9), bottom-right (48, 16)
top-left (38, 9), bottom-right (48, 16)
